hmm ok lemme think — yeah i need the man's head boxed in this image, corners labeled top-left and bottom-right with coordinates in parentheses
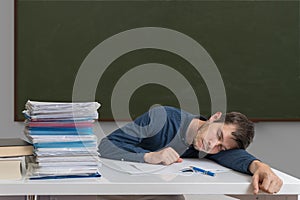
top-left (193, 112), bottom-right (254, 154)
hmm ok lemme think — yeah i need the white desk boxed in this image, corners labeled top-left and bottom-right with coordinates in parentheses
top-left (0, 160), bottom-right (299, 197)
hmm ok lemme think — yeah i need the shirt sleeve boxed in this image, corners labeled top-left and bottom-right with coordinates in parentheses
top-left (98, 136), bottom-right (149, 163)
top-left (98, 106), bottom-right (166, 162)
top-left (205, 149), bottom-right (259, 175)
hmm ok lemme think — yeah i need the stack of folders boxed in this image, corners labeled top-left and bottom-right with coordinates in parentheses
top-left (23, 100), bottom-right (101, 180)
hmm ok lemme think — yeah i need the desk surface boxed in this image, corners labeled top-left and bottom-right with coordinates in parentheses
top-left (0, 159), bottom-right (299, 196)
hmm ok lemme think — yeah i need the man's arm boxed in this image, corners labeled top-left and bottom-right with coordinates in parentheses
top-left (205, 149), bottom-right (257, 174)
top-left (98, 110), bottom-right (152, 162)
top-left (98, 106), bottom-right (168, 162)
top-left (98, 132), bottom-right (150, 162)
top-left (206, 149), bottom-right (282, 194)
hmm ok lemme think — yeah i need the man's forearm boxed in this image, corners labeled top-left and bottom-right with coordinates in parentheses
top-left (205, 149), bottom-right (258, 174)
top-left (98, 137), bottom-right (147, 162)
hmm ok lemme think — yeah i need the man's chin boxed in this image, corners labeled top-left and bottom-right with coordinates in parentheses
top-left (195, 145), bottom-right (209, 153)
top-left (200, 149), bottom-right (210, 154)
top-left (194, 141), bottom-right (210, 153)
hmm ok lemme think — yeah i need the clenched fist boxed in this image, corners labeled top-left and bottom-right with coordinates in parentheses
top-left (144, 147), bottom-right (180, 165)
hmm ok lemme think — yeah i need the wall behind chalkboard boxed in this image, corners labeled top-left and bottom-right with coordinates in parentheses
top-left (15, 0), bottom-right (300, 121)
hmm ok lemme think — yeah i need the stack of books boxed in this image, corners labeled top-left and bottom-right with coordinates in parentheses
top-left (0, 138), bottom-right (33, 180)
top-left (23, 100), bottom-right (101, 180)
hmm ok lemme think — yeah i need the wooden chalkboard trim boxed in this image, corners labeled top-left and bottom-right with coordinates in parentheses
top-left (250, 118), bottom-right (300, 122)
top-left (99, 118), bottom-right (300, 122)
top-left (14, 0), bottom-right (18, 121)
top-left (13, 118), bottom-right (300, 122)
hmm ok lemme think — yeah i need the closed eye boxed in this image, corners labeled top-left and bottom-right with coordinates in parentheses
top-left (217, 130), bottom-right (227, 151)
top-left (217, 129), bottom-right (223, 141)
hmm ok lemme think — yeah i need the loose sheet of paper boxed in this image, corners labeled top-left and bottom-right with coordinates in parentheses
top-left (100, 158), bottom-right (231, 175)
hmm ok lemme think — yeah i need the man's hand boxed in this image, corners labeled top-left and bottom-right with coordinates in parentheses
top-left (144, 147), bottom-right (180, 165)
top-left (249, 160), bottom-right (283, 194)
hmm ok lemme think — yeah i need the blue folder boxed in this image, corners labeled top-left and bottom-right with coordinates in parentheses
top-left (33, 141), bottom-right (97, 148)
top-left (29, 172), bottom-right (101, 180)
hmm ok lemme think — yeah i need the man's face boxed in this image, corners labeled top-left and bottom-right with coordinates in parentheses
top-left (193, 122), bottom-right (238, 154)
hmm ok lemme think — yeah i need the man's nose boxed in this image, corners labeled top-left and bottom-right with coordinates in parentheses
top-left (207, 140), bottom-right (222, 153)
top-left (208, 140), bottom-right (221, 149)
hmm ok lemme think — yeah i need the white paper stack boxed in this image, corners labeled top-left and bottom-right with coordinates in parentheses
top-left (23, 100), bottom-right (101, 180)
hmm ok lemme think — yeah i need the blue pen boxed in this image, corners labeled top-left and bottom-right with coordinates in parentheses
top-left (190, 166), bottom-right (215, 177)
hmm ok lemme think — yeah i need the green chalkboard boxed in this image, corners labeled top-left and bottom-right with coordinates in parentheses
top-left (15, 0), bottom-right (300, 121)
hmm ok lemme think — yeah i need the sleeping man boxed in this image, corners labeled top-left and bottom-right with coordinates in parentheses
top-left (99, 106), bottom-right (282, 198)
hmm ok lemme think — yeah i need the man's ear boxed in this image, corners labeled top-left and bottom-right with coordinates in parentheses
top-left (208, 112), bottom-right (222, 122)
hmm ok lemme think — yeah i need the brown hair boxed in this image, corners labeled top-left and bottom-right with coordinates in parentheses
top-left (216, 112), bottom-right (254, 149)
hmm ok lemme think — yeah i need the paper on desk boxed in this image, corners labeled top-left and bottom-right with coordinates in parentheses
top-left (100, 158), bottom-right (231, 175)
top-left (100, 158), bottom-right (164, 174)
top-left (158, 159), bottom-right (231, 174)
